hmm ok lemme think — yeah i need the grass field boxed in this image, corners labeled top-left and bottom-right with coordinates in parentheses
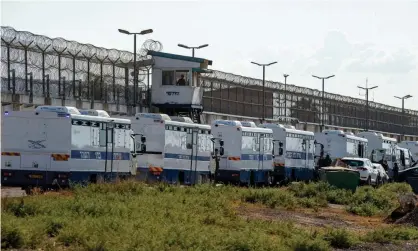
top-left (2, 181), bottom-right (418, 251)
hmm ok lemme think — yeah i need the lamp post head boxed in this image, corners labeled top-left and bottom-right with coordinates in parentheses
top-left (313, 75), bottom-right (335, 80)
top-left (198, 44), bottom-right (209, 49)
top-left (395, 94), bottom-right (412, 100)
top-left (251, 61), bottom-right (277, 67)
top-left (140, 29), bottom-right (153, 35)
top-left (284, 74), bottom-right (289, 78)
top-left (178, 44), bottom-right (191, 49)
top-left (118, 29), bottom-right (130, 35)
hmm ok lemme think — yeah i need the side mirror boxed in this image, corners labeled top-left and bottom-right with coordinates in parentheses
top-left (279, 148), bottom-right (284, 155)
top-left (219, 147), bottom-right (224, 156)
top-left (279, 142), bottom-right (283, 147)
top-left (219, 140), bottom-right (224, 147)
top-left (141, 136), bottom-right (146, 143)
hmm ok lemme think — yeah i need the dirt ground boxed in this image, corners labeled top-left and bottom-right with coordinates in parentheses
top-left (237, 203), bottom-right (418, 251)
top-left (237, 203), bottom-right (386, 232)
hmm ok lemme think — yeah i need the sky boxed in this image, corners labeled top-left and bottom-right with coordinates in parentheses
top-left (1, 0), bottom-right (417, 110)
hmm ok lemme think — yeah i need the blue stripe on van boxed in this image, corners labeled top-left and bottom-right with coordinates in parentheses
top-left (71, 150), bottom-right (131, 160)
top-left (164, 153), bottom-right (211, 161)
top-left (241, 154), bottom-right (273, 161)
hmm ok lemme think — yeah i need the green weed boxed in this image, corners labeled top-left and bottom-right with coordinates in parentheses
top-left (1, 181), bottom-right (415, 250)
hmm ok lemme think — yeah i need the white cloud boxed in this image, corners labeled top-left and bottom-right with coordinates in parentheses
top-left (346, 47), bottom-right (417, 74)
top-left (271, 30), bottom-right (418, 89)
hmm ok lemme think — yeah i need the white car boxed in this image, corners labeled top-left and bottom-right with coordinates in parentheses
top-left (372, 163), bottom-right (389, 184)
top-left (340, 157), bottom-right (379, 185)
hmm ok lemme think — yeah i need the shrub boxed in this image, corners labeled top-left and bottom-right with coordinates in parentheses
top-left (1, 225), bottom-right (23, 249)
top-left (292, 238), bottom-right (330, 251)
top-left (241, 189), bottom-right (297, 209)
top-left (363, 226), bottom-right (418, 243)
top-left (324, 189), bottom-right (353, 205)
top-left (346, 186), bottom-right (400, 216)
top-left (288, 182), bottom-right (333, 198)
top-left (323, 228), bottom-right (357, 249)
top-left (4, 198), bottom-right (37, 217)
top-left (46, 219), bottom-right (65, 237)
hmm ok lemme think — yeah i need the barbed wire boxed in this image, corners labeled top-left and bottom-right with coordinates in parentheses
top-left (1, 26), bottom-right (162, 104)
top-left (200, 70), bottom-right (418, 116)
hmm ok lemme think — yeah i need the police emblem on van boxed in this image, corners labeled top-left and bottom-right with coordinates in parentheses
top-left (28, 140), bottom-right (46, 149)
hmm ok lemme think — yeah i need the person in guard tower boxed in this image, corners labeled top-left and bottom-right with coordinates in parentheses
top-left (177, 74), bottom-right (186, 86)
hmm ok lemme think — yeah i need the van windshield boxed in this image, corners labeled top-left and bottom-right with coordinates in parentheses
top-left (341, 159), bottom-right (364, 167)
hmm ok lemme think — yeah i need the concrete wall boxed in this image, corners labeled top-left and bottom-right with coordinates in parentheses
top-left (1, 93), bottom-right (146, 116)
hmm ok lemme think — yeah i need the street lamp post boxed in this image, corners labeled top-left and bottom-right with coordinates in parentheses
top-left (10, 69), bottom-right (16, 95)
top-left (394, 94), bottom-right (413, 141)
top-left (77, 79), bottom-right (82, 99)
top-left (251, 61), bottom-right (278, 121)
top-left (118, 28), bottom-right (153, 114)
top-left (26, 72), bottom-right (33, 95)
top-left (312, 75), bottom-right (335, 132)
top-left (27, 72), bottom-right (33, 103)
top-left (283, 74), bottom-right (289, 117)
top-left (44, 74), bottom-right (50, 98)
top-left (357, 84), bottom-right (378, 131)
top-left (178, 44), bottom-right (209, 57)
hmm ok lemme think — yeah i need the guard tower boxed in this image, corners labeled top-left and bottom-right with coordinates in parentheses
top-left (148, 51), bottom-right (212, 123)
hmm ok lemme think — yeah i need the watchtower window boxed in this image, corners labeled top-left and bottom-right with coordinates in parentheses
top-left (162, 71), bottom-right (175, 85)
top-left (162, 70), bottom-right (190, 86)
top-left (175, 70), bottom-right (189, 86)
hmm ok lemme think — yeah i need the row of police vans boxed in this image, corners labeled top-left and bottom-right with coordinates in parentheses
top-left (1, 106), bottom-right (417, 191)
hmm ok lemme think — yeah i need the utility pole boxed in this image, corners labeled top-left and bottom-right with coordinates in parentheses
top-left (312, 74), bottom-right (335, 131)
top-left (357, 79), bottom-right (378, 131)
top-left (394, 94), bottom-right (413, 141)
top-left (251, 61), bottom-right (278, 121)
top-left (283, 74), bottom-right (289, 117)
